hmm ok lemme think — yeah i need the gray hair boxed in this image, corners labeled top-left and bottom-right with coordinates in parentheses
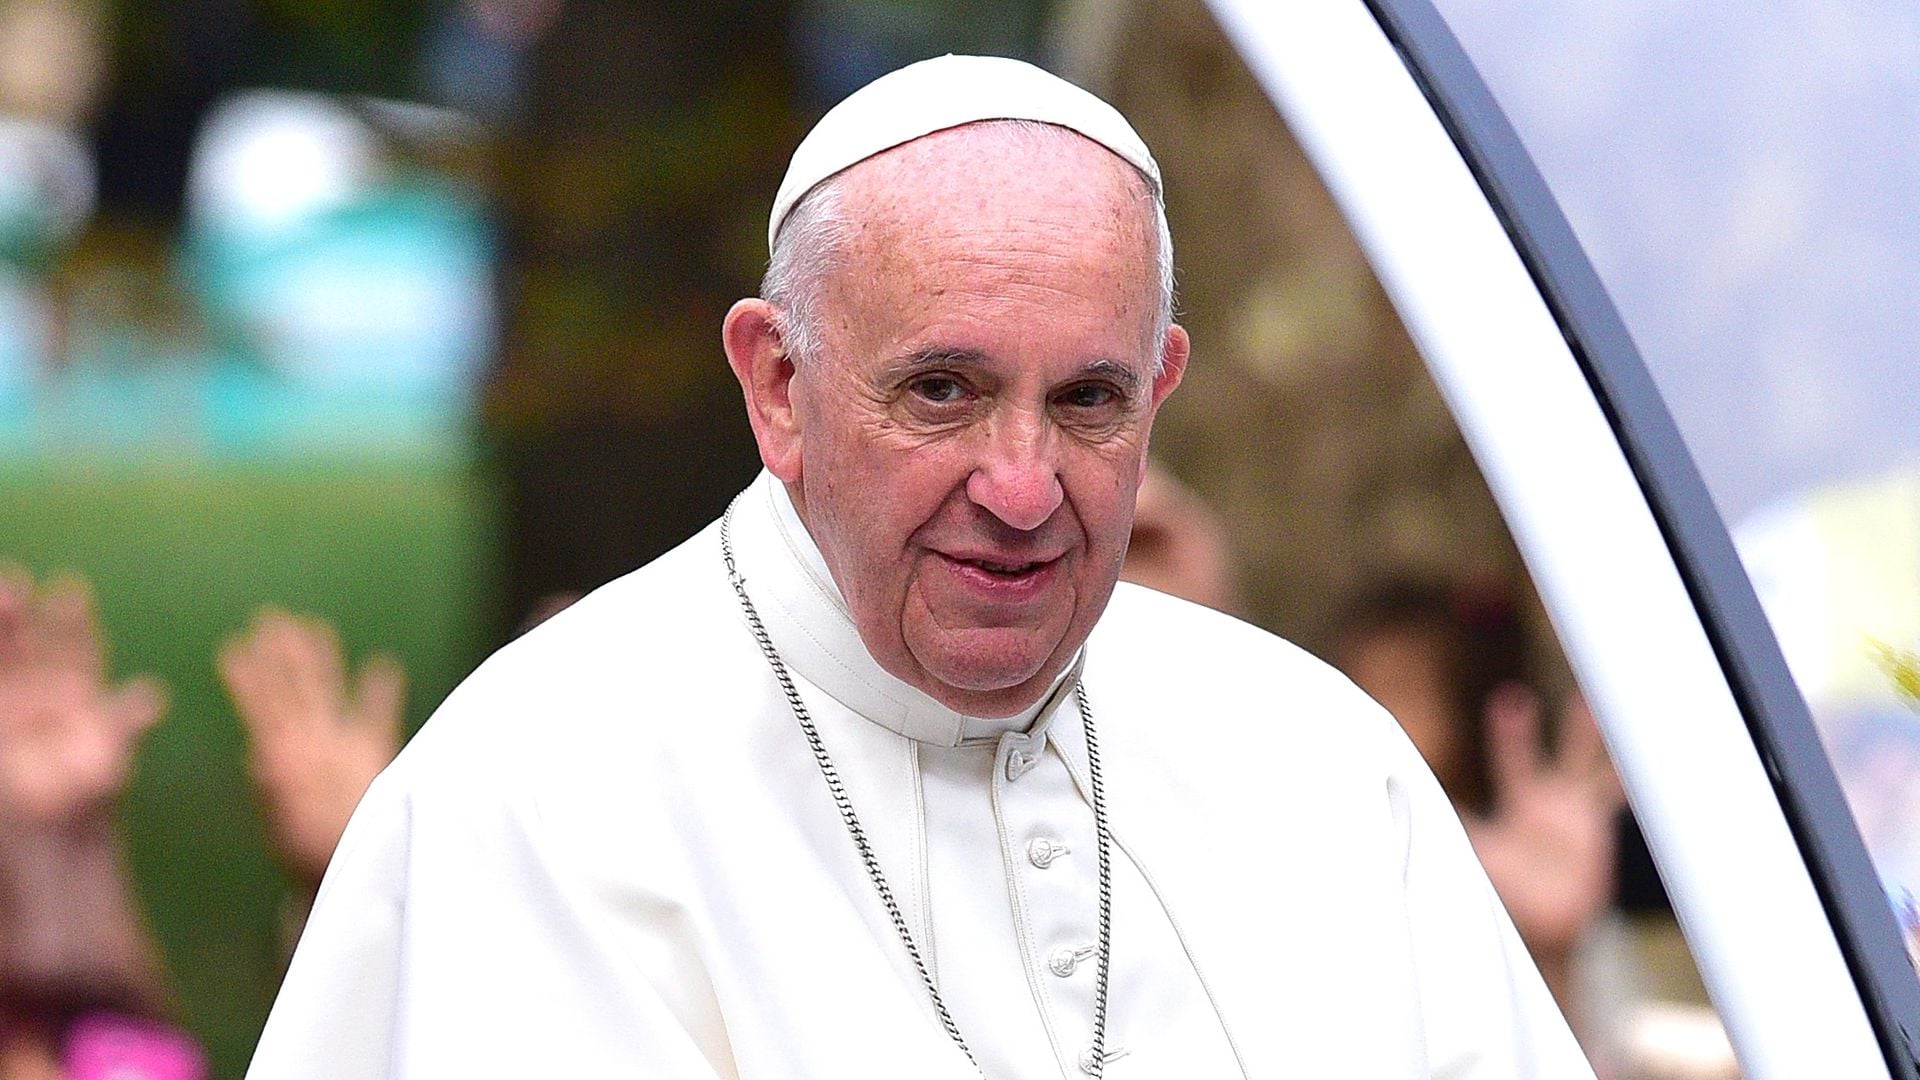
top-left (761, 120), bottom-right (1176, 369)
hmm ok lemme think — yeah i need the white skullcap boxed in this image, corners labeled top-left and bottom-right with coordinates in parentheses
top-left (768, 54), bottom-right (1160, 253)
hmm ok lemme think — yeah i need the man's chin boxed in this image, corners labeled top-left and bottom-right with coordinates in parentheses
top-left (908, 630), bottom-right (1071, 716)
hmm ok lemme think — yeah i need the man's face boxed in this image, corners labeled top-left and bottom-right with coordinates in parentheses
top-left (785, 126), bottom-right (1186, 717)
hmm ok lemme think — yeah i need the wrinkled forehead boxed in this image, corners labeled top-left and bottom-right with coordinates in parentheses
top-left (811, 127), bottom-right (1164, 362)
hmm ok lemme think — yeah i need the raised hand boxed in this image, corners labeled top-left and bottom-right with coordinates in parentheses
top-left (0, 566), bottom-right (166, 826)
top-left (219, 610), bottom-right (405, 890)
top-left (0, 566), bottom-right (171, 1029)
top-left (1466, 685), bottom-right (1625, 964)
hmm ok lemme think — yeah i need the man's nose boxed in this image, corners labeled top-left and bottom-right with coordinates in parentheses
top-left (966, 420), bottom-right (1064, 532)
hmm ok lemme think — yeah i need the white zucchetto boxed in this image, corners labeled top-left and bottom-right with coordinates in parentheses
top-left (768, 54), bottom-right (1162, 252)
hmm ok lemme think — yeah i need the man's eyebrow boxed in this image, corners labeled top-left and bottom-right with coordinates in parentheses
top-left (1079, 359), bottom-right (1142, 391)
top-left (881, 348), bottom-right (993, 381)
top-left (883, 350), bottom-right (1145, 391)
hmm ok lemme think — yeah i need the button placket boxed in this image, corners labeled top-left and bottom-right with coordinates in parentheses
top-left (993, 728), bottom-right (1110, 1075)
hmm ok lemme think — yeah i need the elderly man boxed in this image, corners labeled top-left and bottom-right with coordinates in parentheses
top-left (246, 56), bottom-right (1591, 1079)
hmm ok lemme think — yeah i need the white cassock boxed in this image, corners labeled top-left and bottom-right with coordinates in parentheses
top-left (247, 471), bottom-right (1594, 1079)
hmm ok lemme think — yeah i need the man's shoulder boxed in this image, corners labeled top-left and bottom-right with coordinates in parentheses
top-left (1088, 583), bottom-right (1400, 752)
top-left (521, 522), bottom-right (736, 666)
top-left (1094, 583), bottom-right (1359, 698)
top-left (1085, 585), bottom-right (1436, 842)
top-left (490, 522), bottom-right (737, 691)
top-left (392, 520), bottom-right (763, 780)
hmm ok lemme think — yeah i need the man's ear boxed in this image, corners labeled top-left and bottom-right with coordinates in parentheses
top-left (1136, 325), bottom-right (1190, 488)
top-left (1150, 323), bottom-right (1190, 411)
top-left (723, 299), bottom-right (804, 482)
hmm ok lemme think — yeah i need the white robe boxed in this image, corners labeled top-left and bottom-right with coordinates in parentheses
top-left (247, 472), bottom-right (1593, 1079)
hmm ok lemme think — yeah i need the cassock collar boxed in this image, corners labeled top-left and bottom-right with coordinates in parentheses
top-left (728, 471), bottom-right (1082, 748)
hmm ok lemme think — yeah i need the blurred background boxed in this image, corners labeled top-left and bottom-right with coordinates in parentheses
top-left (0, 0), bottom-right (1779, 1077)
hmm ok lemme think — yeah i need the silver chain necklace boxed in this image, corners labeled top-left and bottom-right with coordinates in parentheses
top-left (720, 500), bottom-right (1115, 1077)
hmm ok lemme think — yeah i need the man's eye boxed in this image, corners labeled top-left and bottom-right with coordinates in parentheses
top-left (1061, 384), bottom-right (1119, 409)
top-left (910, 377), bottom-right (966, 404)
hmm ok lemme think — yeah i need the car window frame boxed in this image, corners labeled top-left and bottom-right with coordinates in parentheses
top-left (1355, 1), bottom-right (1920, 1071)
top-left (1204, 0), bottom-right (1920, 1073)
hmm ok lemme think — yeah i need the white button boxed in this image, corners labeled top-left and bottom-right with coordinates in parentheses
top-left (1005, 748), bottom-right (1039, 781)
top-left (1027, 837), bottom-right (1069, 868)
top-left (1048, 943), bottom-right (1096, 978)
top-left (1078, 1047), bottom-right (1103, 1075)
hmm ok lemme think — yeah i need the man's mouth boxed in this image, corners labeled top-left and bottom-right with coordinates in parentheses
top-left (935, 550), bottom-right (1061, 592)
top-left (931, 549), bottom-right (1062, 605)
top-left (963, 558), bottom-right (1044, 577)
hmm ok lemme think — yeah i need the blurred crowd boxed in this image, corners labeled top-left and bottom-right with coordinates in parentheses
top-left (0, 570), bottom-right (399, 1078)
top-left (1126, 468), bottom-right (1736, 1080)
